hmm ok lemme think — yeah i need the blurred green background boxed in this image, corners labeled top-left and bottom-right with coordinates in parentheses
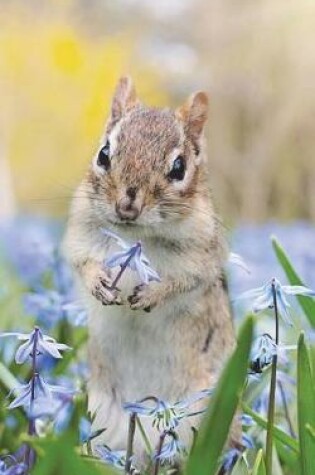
top-left (0, 0), bottom-right (314, 224)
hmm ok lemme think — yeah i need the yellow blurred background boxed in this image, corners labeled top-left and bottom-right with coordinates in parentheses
top-left (0, 0), bottom-right (314, 223)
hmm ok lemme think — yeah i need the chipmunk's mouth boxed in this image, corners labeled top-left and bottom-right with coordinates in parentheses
top-left (107, 217), bottom-right (139, 227)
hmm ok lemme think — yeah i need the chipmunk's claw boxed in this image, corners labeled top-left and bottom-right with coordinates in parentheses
top-left (128, 284), bottom-right (153, 312)
top-left (91, 272), bottom-right (122, 306)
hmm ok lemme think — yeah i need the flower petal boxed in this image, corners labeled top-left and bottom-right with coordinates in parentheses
top-left (15, 341), bottom-right (32, 364)
top-left (282, 285), bottom-right (315, 297)
top-left (252, 292), bottom-right (274, 313)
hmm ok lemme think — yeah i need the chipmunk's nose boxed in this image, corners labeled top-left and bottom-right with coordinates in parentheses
top-left (116, 187), bottom-right (140, 221)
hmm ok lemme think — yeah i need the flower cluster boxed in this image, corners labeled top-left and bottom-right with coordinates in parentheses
top-left (0, 327), bottom-right (73, 472)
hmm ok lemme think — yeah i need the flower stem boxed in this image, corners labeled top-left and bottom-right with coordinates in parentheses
top-left (265, 280), bottom-right (279, 475)
top-left (110, 243), bottom-right (141, 290)
top-left (125, 413), bottom-right (136, 474)
top-left (153, 431), bottom-right (168, 475)
top-left (277, 380), bottom-right (295, 438)
top-left (28, 327), bottom-right (39, 436)
top-left (136, 415), bottom-right (153, 455)
top-left (25, 326), bottom-right (40, 469)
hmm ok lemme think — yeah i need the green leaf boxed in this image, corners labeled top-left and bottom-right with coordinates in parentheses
top-left (241, 403), bottom-right (299, 453)
top-left (297, 332), bottom-right (315, 475)
top-left (275, 441), bottom-right (300, 475)
top-left (252, 450), bottom-right (266, 475)
top-left (185, 317), bottom-right (254, 475)
top-left (231, 455), bottom-right (250, 475)
top-left (32, 435), bottom-right (114, 475)
top-left (272, 237), bottom-right (315, 327)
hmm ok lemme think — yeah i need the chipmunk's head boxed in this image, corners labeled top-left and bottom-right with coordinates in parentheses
top-left (88, 76), bottom-right (209, 228)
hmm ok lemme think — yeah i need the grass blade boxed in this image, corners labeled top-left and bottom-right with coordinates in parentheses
top-left (297, 332), bottom-right (315, 475)
top-left (252, 449), bottom-right (266, 475)
top-left (185, 317), bottom-right (253, 475)
top-left (271, 236), bottom-right (315, 327)
top-left (241, 403), bottom-right (299, 453)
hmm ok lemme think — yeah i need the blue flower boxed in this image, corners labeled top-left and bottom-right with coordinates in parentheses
top-left (250, 334), bottom-right (277, 373)
top-left (0, 459), bottom-right (27, 475)
top-left (23, 290), bottom-right (65, 328)
top-left (154, 433), bottom-right (186, 464)
top-left (240, 414), bottom-right (254, 427)
top-left (79, 417), bottom-right (92, 444)
top-left (124, 398), bottom-right (184, 430)
top-left (8, 374), bottom-right (75, 413)
top-left (62, 301), bottom-right (87, 326)
top-left (242, 432), bottom-right (254, 449)
top-left (0, 218), bottom-right (56, 285)
top-left (250, 334), bottom-right (296, 373)
top-left (102, 229), bottom-right (160, 285)
top-left (252, 370), bottom-right (295, 417)
top-left (221, 448), bottom-right (240, 472)
top-left (0, 327), bottom-right (70, 364)
top-left (237, 277), bottom-right (315, 325)
top-left (124, 390), bottom-right (212, 431)
top-left (95, 446), bottom-right (126, 470)
top-left (24, 290), bottom-right (87, 329)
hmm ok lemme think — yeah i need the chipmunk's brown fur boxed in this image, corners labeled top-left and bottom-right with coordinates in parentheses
top-left (63, 77), bottom-right (237, 464)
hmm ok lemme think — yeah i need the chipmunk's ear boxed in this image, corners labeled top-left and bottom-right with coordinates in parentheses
top-left (109, 76), bottom-right (138, 126)
top-left (176, 91), bottom-right (208, 141)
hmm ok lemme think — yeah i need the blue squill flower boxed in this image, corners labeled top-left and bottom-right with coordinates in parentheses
top-left (23, 290), bottom-right (65, 328)
top-left (0, 218), bottom-right (56, 285)
top-left (79, 417), bottom-right (92, 444)
top-left (237, 277), bottom-right (315, 325)
top-left (154, 432), bottom-right (186, 463)
top-left (221, 448), bottom-right (240, 472)
top-left (24, 290), bottom-right (87, 329)
top-left (102, 229), bottom-right (160, 286)
top-left (221, 432), bottom-right (252, 473)
top-left (62, 301), bottom-right (87, 326)
top-left (124, 390), bottom-right (212, 431)
top-left (8, 374), bottom-right (75, 412)
top-left (0, 459), bottom-right (27, 475)
top-left (240, 414), bottom-right (255, 427)
top-left (95, 446), bottom-right (126, 470)
top-left (0, 327), bottom-right (70, 364)
top-left (250, 334), bottom-right (277, 373)
top-left (252, 370), bottom-right (295, 417)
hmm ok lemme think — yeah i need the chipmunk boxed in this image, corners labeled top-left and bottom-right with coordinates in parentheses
top-left (63, 76), bottom-right (237, 462)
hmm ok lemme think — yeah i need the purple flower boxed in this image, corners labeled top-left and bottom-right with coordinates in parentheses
top-left (154, 433), bottom-right (186, 464)
top-left (24, 291), bottom-right (86, 328)
top-left (23, 290), bottom-right (65, 328)
top-left (221, 448), bottom-right (240, 472)
top-left (79, 417), bottom-right (92, 444)
top-left (0, 459), bottom-right (27, 475)
top-left (62, 301), bottom-right (87, 327)
top-left (0, 219), bottom-right (56, 285)
top-left (250, 334), bottom-right (277, 373)
top-left (0, 328), bottom-right (70, 364)
top-left (95, 446), bottom-right (126, 470)
top-left (237, 277), bottom-right (315, 325)
top-left (124, 390), bottom-right (212, 431)
top-left (252, 370), bottom-right (295, 417)
top-left (102, 229), bottom-right (160, 285)
top-left (8, 374), bottom-right (75, 413)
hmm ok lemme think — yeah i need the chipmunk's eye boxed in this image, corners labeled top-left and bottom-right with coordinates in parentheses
top-left (168, 156), bottom-right (186, 181)
top-left (97, 140), bottom-right (111, 170)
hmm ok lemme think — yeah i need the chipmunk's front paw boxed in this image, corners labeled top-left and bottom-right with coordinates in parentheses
top-left (128, 284), bottom-right (156, 312)
top-left (91, 271), bottom-right (122, 306)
